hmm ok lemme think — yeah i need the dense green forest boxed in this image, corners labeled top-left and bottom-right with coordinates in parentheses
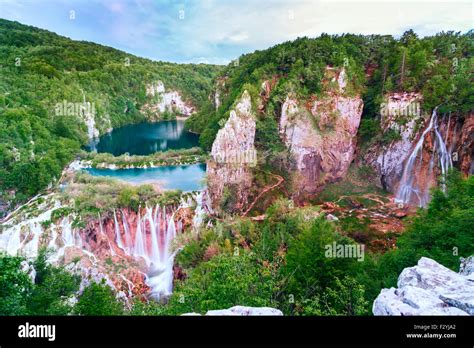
top-left (0, 19), bottom-right (220, 208)
top-left (2, 171), bottom-right (472, 315)
top-left (186, 30), bottom-right (473, 151)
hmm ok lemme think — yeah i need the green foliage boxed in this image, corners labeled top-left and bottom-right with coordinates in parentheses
top-left (84, 147), bottom-right (206, 168)
top-left (282, 218), bottom-right (361, 300)
top-left (358, 118), bottom-right (380, 145)
top-left (27, 249), bottom-right (80, 315)
top-left (296, 276), bottom-right (369, 315)
top-left (59, 172), bottom-right (181, 216)
top-left (118, 187), bottom-right (140, 211)
top-left (0, 254), bottom-right (32, 315)
top-left (0, 249), bottom-right (80, 315)
top-left (167, 252), bottom-right (277, 314)
top-left (75, 280), bottom-right (123, 315)
top-left (175, 229), bottom-right (221, 268)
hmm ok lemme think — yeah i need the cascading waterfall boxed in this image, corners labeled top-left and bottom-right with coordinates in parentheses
top-left (121, 211), bottom-right (133, 253)
top-left (396, 106), bottom-right (453, 207)
top-left (113, 210), bottom-right (125, 250)
top-left (133, 211), bottom-right (147, 259)
top-left (110, 204), bottom-right (182, 301)
top-left (1, 191), bottom-right (207, 301)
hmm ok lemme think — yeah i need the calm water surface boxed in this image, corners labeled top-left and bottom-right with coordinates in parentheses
top-left (94, 120), bottom-right (199, 156)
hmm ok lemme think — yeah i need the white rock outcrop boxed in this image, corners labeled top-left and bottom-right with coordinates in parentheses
top-left (144, 81), bottom-right (194, 117)
top-left (182, 306), bottom-right (283, 316)
top-left (373, 257), bottom-right (474, 315)
top-left (206, 90), bottom-right (256, 211)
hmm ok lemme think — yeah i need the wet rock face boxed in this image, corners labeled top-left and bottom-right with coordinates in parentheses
top-left (373, 257), bottom-right (474, 315)
top-left (364, 93), bottom-right (424, 192)
top-left (458, 112), bottom-right (474, 176)
top-left (279, 68), bottom-right (363, 200)
top-left (206, 90), bottom-right (256, 212)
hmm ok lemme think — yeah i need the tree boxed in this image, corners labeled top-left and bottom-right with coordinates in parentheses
top-left (167, 252), bottom-right (276, 314)
top-left (296, 276), bottom-right (369, 315)
top-left (282, 218), bottom-right (361, 299)
top-left (75, 280), bottom-right (123, 315)
top-left (0, 254), bottom-right (32, 315)
top-left (27, 248), bottom-right (80, 315)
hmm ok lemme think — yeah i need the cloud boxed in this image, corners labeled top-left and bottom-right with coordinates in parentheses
top-left (0, 0), bottom-right (472, 64)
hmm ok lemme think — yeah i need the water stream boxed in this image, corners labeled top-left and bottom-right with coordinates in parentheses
top-left (395, 106), bottom-right (453, 207)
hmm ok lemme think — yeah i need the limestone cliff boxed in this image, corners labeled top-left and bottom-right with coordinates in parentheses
top-left (279, 68), bottom-right (363, 199)
top-left (206, 90), bottom-right (256, 212)
top-left (458, 112), bottom-right (474, 176)
top-left (142, 81), bottom-right (194, 118)
top-left (363, 93), bottom-right (425, 192)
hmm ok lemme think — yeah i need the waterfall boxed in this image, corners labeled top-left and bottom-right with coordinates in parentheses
top-left (113, 210), bottom-right (125, 251)
top-left (62, 218), bottom-right (75, 246)
top-left (0, 191), bottom-right (207, 301)
top-left (121, 211), bottom-right (133, 253)
top-left (109, 205), bottom-right (181, 301)
top-left (396, 107), bottom-right (453, 207)
top-left (133, 211), bottom-right (147, 259)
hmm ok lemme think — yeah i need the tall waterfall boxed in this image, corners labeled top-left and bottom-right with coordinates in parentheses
top-left (396, 107), bottom-right (453, 207)
top-left (111, 205), bottom-right (181, 301)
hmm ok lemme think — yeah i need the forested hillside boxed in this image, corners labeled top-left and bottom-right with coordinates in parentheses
top-left (187, 30), bottom-right (473, 150)
top-left (0, 19), bottom-right (220, 208)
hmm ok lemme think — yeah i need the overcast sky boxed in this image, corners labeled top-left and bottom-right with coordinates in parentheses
top-left (0, 0), bottom-right (472, 64)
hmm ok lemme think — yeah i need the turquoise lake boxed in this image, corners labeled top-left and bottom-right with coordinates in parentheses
top-left (85, 163), bottom-right (206, 191)
top-left (86, 120), bottom-right (205, 191)
top-left (94, 120), bottom-right (199, 156)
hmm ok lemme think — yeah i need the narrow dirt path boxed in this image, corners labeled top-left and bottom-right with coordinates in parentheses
top-left (242, 172), bottom-right (284, 217)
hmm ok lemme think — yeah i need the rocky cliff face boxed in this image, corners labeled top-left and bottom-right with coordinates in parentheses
top-left (364, 93), bottom-right (425, 192)
top-left (373, 257), bottom-right (474, 315)
top-left (143, 81), bottom-right (194, 118)
top-left (206, 91), bottom-right (256, 212)
top-left (279, 68), bottom-right (363, 200)
top-left (364, 94), bottom-right (473, 205)
top-left (458, 112), bottom-right (474, 176)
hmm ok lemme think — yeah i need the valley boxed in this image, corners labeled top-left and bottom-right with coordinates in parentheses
top-left (0, 18), bottom-right (472, 317)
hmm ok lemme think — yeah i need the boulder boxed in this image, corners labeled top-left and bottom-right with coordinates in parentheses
top-left (182, 306), bottom-right (283, 316)
top-left (373, 257), bottom-right (474, 315)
